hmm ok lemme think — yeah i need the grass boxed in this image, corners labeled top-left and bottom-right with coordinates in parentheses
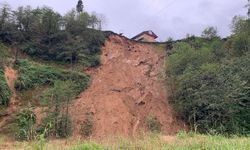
top-left (0, 68), bottom-right (12, 106)
top-left (15, 59), bottom-right (89, 91)
top-left (14, 59), bottom-right (89, 106)
top-left (0, 132), bottom-right (250, 150)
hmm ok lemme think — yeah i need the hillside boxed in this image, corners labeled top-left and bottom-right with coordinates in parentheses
top-left (70, 35), bottom-right (184, 138)
top-left (0, 34), bottom-right (184, 140)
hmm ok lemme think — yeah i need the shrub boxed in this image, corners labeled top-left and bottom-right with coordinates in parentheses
top-left (167, 40), bottom-right (250, 135)
top-left (0, 68), bottom-right (11, 106)
top-left (145, 115), bottom-right (161, 133)
top-left (15, 108), bottom-right (36, 141)
top-left (14, 59), bottom-right (89, 93)
top-left (81, 113), bottom-right (94, 138)
top-left (56, 114), bottom-right (72, 138)
top-left (21, 29), bottom-right (105, 67)
top-left (37, 81), bottom-right (76, 138)
top-left (37, 113), bottom-right (73, 139)
top-left (167, 42), bottom-right (215, 76)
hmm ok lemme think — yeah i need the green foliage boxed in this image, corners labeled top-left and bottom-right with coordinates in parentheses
top-left (15, 59), bottom-right (89, 93)
top-left (21, 29), bottom-right (105, 67)
top-left (227, 18), bottom-right (250, 57)
top-left (167, 42), bottom-right (215, 76)
top-left (81, 113), bottom-right (94, 138)
top-left (71, 143), bottom-right (103, 150)
top-left (4, 133), bottom-right (250, 150)
top-left (145, 115), bottom-right (161, 133)
top-left (15, 108), bottom-right (36, 141)
top-left (37, 113), bottom-right (73, 139)
top-left (201, 26), bottom-right (218, 40)
top-left (56, 114), bottom-right (72, 138)
top-left (37, 81), bottom-right (76, 138)
top-left (167, 21), bottom-right (250, 135)
top-left (0, 68), bottom-right (11, 106)
top-left (0, 4), bottom-right (105, 68)
top-left (0, 43), bottom-right (9, 67)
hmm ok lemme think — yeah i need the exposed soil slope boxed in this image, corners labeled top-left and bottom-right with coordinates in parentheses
top-left (4, 67), bottom-right (18, 114)
top-left (0, 67), bottom-right (18, 129)
top-left (70, 35), bottom-right (184, 138)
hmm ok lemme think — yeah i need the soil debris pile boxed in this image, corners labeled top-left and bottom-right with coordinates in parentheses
top-left (70, 35), bottom-right (184, 138)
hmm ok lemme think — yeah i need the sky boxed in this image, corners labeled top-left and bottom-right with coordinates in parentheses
top-left (1, 0), bottom-right (248, 41)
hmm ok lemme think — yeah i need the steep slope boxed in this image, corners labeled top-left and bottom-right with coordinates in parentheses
top-left (4, 67), bottom-right (18, 114)
top-left (0, 67), bottom-right (17, 129)
top-left (70, 35), bottom-right (184, 138)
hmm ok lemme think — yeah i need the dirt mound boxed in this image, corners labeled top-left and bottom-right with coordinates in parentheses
top-left (70, 35), bottom-right (184, 138)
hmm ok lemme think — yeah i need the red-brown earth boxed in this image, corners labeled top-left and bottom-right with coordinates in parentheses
top-left (70, 35), bottom-right (185, 139)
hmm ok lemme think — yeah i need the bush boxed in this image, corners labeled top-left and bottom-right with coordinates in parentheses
top-left (56, 114), bottom-right (72, 138)
top-left (37, 113), bottom-right (73, 139)
top-left (21, 29), bottom-right (105, 67)
top-left (15, 59), bottom-right (89, 93)
top-left (81, 113), bottom-right (94, 138)
top-left (167, 42), bottom-right (215, 76)
top-left (0, 68), bottom-right (11, 106)
top-left (167, 40), bottom-right (250, 135)
top-left (37, 81), bottom-right (77, 138)
top-left (0, 43), bottom-right (9, 67)
top-left (146, 115), bottom-right (161, 133)
top-left (15, 108), bottom-right (36, 141)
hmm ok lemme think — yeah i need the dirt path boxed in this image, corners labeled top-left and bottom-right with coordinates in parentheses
top-left (70, 35), bottom-right (184, 138)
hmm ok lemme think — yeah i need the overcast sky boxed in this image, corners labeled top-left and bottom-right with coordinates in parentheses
top-left (1, 0), bottom-right (248, 41)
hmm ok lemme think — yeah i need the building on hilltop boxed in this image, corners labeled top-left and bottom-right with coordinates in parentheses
top-left (132, 30), bottom-right (158, 42)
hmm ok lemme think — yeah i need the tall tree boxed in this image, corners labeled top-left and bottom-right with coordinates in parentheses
top-left (0, 4), bottom-right (11, 31)
top-left (76, 0), bottom-right (84, 13)
top-left (247, 0), bottom-right (250, 18)
top-left (201, 26), bottom-right (218, 40)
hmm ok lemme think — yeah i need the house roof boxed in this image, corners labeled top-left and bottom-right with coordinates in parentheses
top-left (132, 30), bottom-right (158, 40)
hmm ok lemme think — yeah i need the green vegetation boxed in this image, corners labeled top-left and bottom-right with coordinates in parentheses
top-left (145, 115), bottom-right (161, 133)
top-left (80, 113), bottom-right (94, 138)
top-left (13, 60), bottom-right (89, 139)
top-left (15, 108), bottom-right (36, 141)
top-left (0, 3), bottom-right (105, 67)
top-left (15, 59), bottom-right (89, 92)
top-left (0, 68), bottom-right (11, 106)
top-left (1, 133), bottom-right (250, 150)
top-left (0, 43), bottom-right (11, 107)
top-left (37, 81), bottom-right (76, 138)
top-left (166, 17), bottom-right (250, 135)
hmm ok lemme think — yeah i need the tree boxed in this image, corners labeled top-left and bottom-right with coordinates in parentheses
top-left (229, 16), bottom-right (250, 56)
top-left (40, 7), bottom-right (61, 35)
top-left (246, 0), bottom-right (250, 18)
top-left (42, 81), bottom-right (76, 137)
top-left (0, 3), bottom-right (11, 31)
top-left (201, 26), bottom-right (218, 40)
top-left (76, 0), bottom-right (84, 13)
top-left (231, 16), bottom-right (247, 34)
